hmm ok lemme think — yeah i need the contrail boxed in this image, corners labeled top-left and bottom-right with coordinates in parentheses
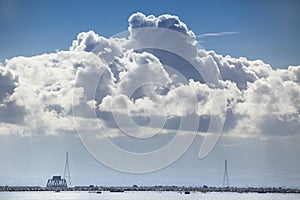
top-left (196, 31), bottom-right (238, 39)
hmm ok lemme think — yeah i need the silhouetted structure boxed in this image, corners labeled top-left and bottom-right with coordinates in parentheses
top-left (46, 151), bottom-right (71, 188)
top-left (63, 151), bottom-right (71, 186)
top-left (46, 176), bottom-right (67, 188)
top-left (222, 159), bottom-right (230, 187)
top-left (2, 185), bottom-right (300, 193)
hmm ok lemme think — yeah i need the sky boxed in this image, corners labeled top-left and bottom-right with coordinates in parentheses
top-left (1, 0), bottom-right (300, 68)
top-left (0, 0), bottom-right (300, 188)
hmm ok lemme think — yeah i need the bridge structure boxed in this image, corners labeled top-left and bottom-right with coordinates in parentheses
top-left (46, 176), bottom-right (67, 188)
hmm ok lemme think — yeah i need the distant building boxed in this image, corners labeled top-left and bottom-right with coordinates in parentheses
top-left (46, 176), bottom-right (67, 188)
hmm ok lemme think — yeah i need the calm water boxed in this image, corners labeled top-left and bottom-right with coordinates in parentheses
top-left (0, 191), bottom-right (299, 200)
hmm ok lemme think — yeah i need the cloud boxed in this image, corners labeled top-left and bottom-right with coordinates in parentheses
top-left (232, 71), bottom-right (300, 137)
top-left (208, 51), bottom-right (272, 90)
top-left (0, 65), bottom-right (17, 101)
top-left (0, 65), bottom-right (27, 125)
top-left (0, 51), bottom-right (110, 135)
top-left (70, 30), bottom-right (126, 64)
top-left (128, 12), bottom-right (195, 38)
top-left (0, 12), bottom-right (299, 139)
top-left (114, 51), bottom-right (172, 96)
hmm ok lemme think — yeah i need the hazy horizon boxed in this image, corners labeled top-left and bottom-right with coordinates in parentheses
top-left (0, 0), bottom-right (300, 189)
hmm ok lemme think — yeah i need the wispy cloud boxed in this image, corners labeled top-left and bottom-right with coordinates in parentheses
top-left (196, 31), bottom-right (238, 39)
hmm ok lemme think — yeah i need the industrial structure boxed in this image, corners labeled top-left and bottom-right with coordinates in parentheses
top-left (46, 176), bottom-right (67, 188)
top-left (46, 151), bottom-right (71, 188)
top-left (222, 159), bottom-right (230, 187)
top-left (63, 151), bottom-right (71, 186)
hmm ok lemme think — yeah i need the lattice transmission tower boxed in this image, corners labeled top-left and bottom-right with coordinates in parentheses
top-left (222, 159), bottom-right (230, 187)
top-left (63, 151), bottom-right (71, 186)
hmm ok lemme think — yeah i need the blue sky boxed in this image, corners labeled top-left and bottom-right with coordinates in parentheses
top-left (1, 0), bottom-right (300, 68)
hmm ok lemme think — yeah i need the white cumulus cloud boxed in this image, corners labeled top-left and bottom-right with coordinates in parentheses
top-left (0, 12), bottom-right (299, 139)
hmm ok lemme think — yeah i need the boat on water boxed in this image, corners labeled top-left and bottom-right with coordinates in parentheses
top-left (88, 191), bottom-right (102, 194)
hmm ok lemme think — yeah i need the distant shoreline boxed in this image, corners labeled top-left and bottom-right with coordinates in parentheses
top-left (1, 186), bottom-right (300, 194)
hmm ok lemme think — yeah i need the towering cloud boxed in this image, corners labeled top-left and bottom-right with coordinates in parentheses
top-left (0, 12), bottom-right (299, 139)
